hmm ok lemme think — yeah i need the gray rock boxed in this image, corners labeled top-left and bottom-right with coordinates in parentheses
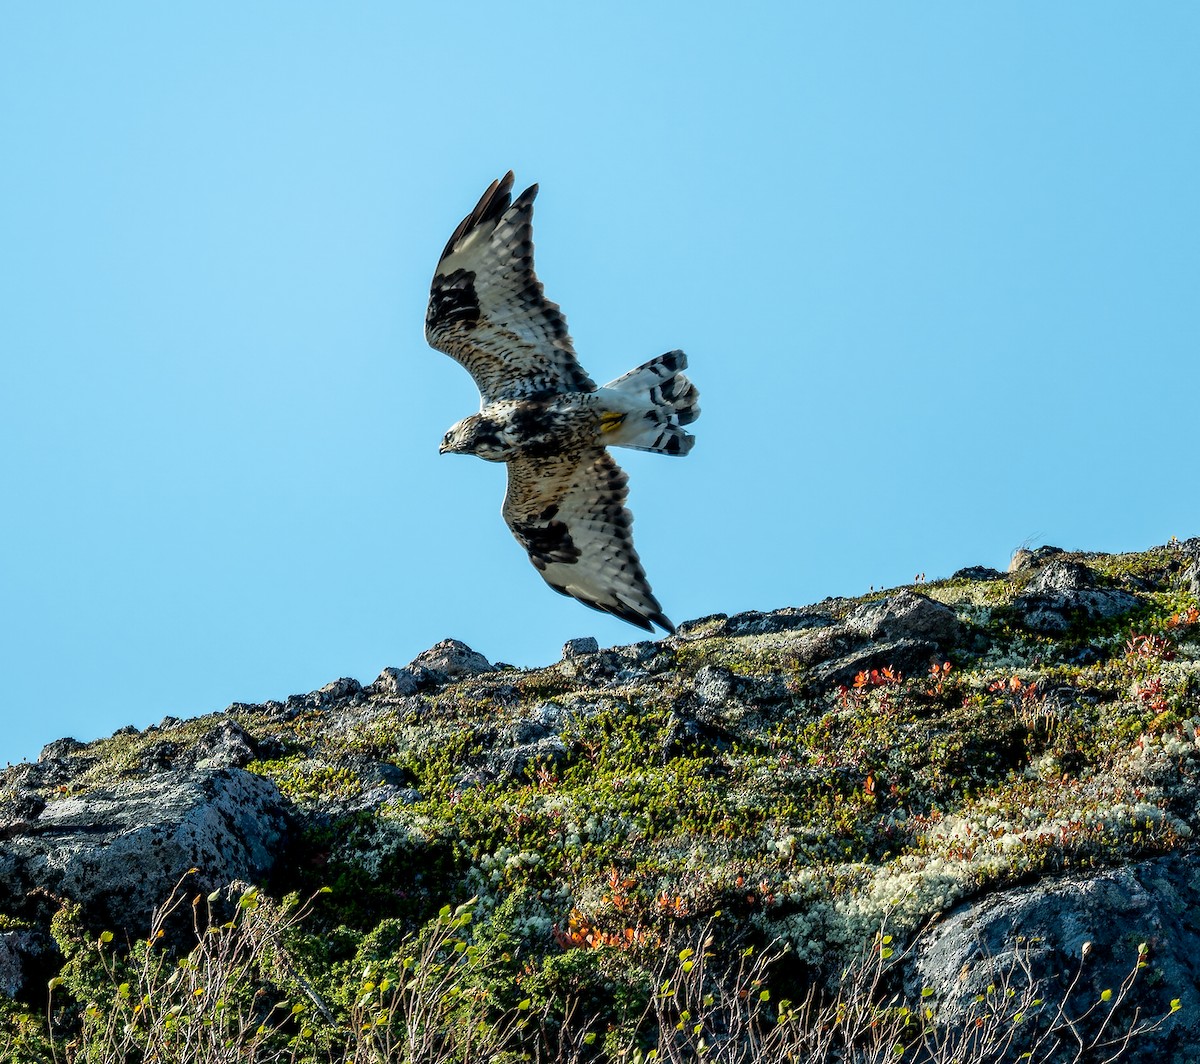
top-left (511, 717), bottom-right (551, 745)
top-left (787, 626), bottom-right (859, 669)
top-left (314, 677), bottom-right (363, 704)
top-left (1014, 561), bottom-right (1139, 634)
top-left (1009, 545), bottom-right (1066, 573)
top-left (0, 792), bottom-right (46, 835)
top-left (693, 665), bottom-right (736, 705)
top-left (720, 608), bottom-right (835, 636)
top-left (951, 565), bottom-right (1004, 581)
top-left (907, 854), bottom-right (1199, 1061)
top-left (188, 718), bottom-right (258, 770)
top-left (1177, 539), bottom-right (1200, 597)
top-left (367, 642), bottom-right (495, 695)
top-left (675, 612), bottom-right (729, 636)
top-left (810, 639), bottom-right (940, 689)
top-left (38, 738), bottom-right (85, 762)
top-left (370, 666), bottom-right (420, 697)
top-left (0, 930), bottom-right (49, 999)
top-left (409, 639), bottom-right (494, 680)
top-left (1025, 559), bottom-right (1095, 594)
top-left (458, 736), bottom-right (567, 789)
top-left (563, 636), bottom-right (599, 660)
top-left (845, 590), bottom-right (963, 647)
top-left (0, 768), bottom-right (289, 931)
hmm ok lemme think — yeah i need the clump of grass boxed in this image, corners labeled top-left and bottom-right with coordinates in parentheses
top-left (8, 877), bottom-right (1178, 1064)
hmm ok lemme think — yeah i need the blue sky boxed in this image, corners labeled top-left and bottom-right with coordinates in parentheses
top-left (3, 4), bottom-right (1198, 765)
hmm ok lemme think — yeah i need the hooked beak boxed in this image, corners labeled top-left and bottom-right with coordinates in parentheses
top-left (438, 442), bottom-right (448, 455)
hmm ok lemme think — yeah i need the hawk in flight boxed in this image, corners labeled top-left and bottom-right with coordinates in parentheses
top-left (425, 173), bottom-right (699, 633)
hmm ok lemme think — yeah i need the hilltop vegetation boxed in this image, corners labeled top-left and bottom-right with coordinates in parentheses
top-left (2, 540), bottom-right (1198, 1061)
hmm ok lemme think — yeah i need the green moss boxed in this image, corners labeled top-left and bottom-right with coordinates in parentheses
top-left (248, 756), bottom-right (364, 803)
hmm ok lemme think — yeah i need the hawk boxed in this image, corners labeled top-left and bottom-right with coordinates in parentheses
top-left (425, 172), bottom-right (699, 634)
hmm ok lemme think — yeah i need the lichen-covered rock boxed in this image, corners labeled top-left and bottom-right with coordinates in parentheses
top-left (38, 738), bottom-right (86, 762)
top-left (0, 930), bottom-right (48, 1000)
top-left (951, 565), bottom-right (1004, 581)
top-left (907, 854), bottom-right (1200, 1061)
top-left (0, 768), bottom-right (288, 931)
top-left (718, 606), bottom-right (835, 636)
top-left (1009, 544), bottom-right (1066, 573)
top-left (562, 636), bottom-right (600, 660)
top-left (368, 665), bottom-right (421, 697)
top-left (845, 589), bottom-right (963, 646)
top-left (364, 639), bottom-right (495, 697)
top-left (187, 718), bottom-right (259, 770)
top-left (1015, 559), bottom-right (1140, 634)
top-left (811, 638), bottom-right (941, 687)
top-left (409, 638), bottom-right (494, 680)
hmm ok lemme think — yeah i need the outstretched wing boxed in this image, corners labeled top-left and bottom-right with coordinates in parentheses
top-left (426, 172), bottom-right (596, 403)
top-left (502, 449), bottom-right (674, 633)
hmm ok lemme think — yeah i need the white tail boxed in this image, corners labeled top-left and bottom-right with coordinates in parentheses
top-left (600, 350), bottom-right (699, 456)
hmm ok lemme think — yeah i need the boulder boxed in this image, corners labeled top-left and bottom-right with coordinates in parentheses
top-left (0, 768), bottom-right (289, 933)
top-left (1014, 560), bottom-right (1139, 634)
top-left (907, 854), bottom-right (1199, 1060)
top-left (810, 638), bottom-right (941, 688)
top-left (409, 638), bottom-right (494, 680)
top-left (562, 636), bottom-right (600, 660)
top-left (845, 590), bottom-right (963, 647)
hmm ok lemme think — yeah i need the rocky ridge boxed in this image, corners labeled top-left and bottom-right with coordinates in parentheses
top-left (2, 539), bottom-right (1200, 1060)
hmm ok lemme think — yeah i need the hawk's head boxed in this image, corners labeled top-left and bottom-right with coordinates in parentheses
top-left (439, 414), bottom-right (510, 462)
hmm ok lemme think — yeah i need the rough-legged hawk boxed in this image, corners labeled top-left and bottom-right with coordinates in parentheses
top-left (425, 172), bottom-right (699, 633)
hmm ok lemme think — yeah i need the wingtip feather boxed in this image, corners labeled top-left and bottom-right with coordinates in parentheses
top-left (439, 171), bottom-right (518, 261)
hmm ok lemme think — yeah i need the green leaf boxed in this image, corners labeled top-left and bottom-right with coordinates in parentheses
top-left (921, 987), bottom-right (934, 998)
top-left (1101, 989), bottom-right (1113, 1002)
top-left (518, 998), bottom-right (531, 1011)
top-left (1171, 998), bottom-right (1181, 1012)
top-left (584, 1033), bottom-right (597, 1045)
top-left (99, 930), bottom-right (113, 944)
top-left (759, 989), bottom-right (770, 1002)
